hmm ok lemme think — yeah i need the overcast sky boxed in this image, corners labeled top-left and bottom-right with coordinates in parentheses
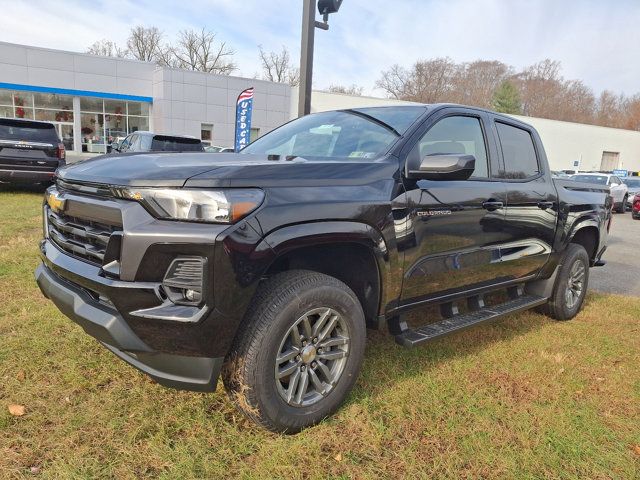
top-left (1, 0), bottom-right (639, 97)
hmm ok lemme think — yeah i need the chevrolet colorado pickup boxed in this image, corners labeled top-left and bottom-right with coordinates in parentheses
top-left (35, 105), bottom-right (611, 432)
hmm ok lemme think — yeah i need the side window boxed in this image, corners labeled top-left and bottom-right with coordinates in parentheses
top-left (495, 122), bottom-right (540, 179)
top-left (417, 116), bottom-right (489, 178)
top-left (120, 135), bottom-right (132, 152)
top-left (128, 134), bottom-right (140, 151)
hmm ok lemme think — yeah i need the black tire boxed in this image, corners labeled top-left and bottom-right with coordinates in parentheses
top-left (615, 197), bottom-right (626, 213)
top-left (221, 270), bottom-right (366, 433)
top-left (541, 244), bottom-right (590, 321)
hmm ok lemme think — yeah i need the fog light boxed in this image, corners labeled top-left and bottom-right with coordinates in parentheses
top-left (162, 257), bottom-right (206, 306)
top-left (184, 289), bottom-right (201, 302)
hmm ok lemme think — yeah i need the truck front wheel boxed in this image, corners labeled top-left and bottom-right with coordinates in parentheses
top-left (221, 270), bottom-right (366, 433)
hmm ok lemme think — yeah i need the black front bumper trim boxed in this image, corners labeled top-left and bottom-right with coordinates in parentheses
top-left (35, 263), bottom-right (222, 392)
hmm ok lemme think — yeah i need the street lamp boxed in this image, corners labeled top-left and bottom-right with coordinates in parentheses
top-left (298, 0), bottom-right (343, 117)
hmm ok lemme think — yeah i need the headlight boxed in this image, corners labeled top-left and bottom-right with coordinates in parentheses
top-left (114, 188), bottom-right (264, 223)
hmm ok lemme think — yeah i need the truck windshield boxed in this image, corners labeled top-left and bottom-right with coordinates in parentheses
top-left (241, 107), bottom-right (425, 159)
top-left (572, 175), bottom-right (607, 185)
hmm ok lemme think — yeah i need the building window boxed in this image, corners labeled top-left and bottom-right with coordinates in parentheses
top-left (250, 127), bottom-right (260, 143)
top-left (201, 123), bottom-right (213, 146)
top-left (80, 97), bottom-right (150, 153)
top-left (0, 89), bottom-right (75, 150)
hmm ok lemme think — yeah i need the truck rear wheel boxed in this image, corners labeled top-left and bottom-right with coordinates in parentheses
top-left (542, 243), bottom-right (590, 321)
top-left (221, 270), bottom-right (366, 433)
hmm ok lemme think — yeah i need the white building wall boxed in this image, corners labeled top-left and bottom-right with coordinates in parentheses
top-left (0, 41), bottom-right (154, 96)
top-left (153, 68), bottom-right (290, 147)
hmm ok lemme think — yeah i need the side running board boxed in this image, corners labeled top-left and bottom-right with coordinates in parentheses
top-left (395, 292), bottom-right (547, 348)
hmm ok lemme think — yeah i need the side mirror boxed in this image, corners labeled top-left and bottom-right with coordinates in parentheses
top-left (111, 142), bottom-right (120, 152)
top-left (407, 154), bottom-right (476, 181)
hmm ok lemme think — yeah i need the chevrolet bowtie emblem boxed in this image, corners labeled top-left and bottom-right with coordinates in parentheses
top-left (46, 190), bottom-right (66, 213)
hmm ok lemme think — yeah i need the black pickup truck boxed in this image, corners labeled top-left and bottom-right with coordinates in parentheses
top-left (35, 105), bottom-right (611, 432)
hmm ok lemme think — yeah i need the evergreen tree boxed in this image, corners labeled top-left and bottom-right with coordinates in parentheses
top-left (492, 80), bottom-right (522, 114)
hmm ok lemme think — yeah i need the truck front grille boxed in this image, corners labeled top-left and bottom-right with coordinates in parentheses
top-left (46, 206), bottom-right (121, 265)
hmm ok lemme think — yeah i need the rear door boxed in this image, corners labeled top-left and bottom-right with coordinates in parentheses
top-left (0, 119), bottom-right (60, 172)
top-left (492, 119), bottom-right (558, 279)
top-left (399, 108), bottom-right (512, 305)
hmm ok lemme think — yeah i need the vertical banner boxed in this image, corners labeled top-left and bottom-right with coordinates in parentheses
top-left (234, 87), bottom-right (254, 152)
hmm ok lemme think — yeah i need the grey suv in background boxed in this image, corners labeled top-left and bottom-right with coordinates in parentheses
top-left (112, 131), bottom-right (204, 153)
top-left (0, 118), bottom-right (65, 184)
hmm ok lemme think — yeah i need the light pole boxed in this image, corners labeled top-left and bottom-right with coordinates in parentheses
top-left (298, 0), bottom-right (343, 117)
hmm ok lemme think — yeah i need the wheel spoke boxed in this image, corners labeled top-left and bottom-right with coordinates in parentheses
top-left (301, 317), bottom-right (313, 339)
top-left (277, 348), bottom-right (299, 364)
top-left (312, 308), bottom-right (332, 337)
top-left (277, 362), bottom-right (299, 380)
top-left (315, 360), bottom-right (332, 383)
top-left (318, 315), bottom-right (339, 342)
top-left (308, 368), bottom-right (326, 395)
top-left (317, 349), bottom-right (347, 361)
top-left (318, 336), bottom-right (349, 349)
top-left (289, 325), bottom-right (302, 347)
top-left (286, 369), bottom-right (301, 403)
top-left (294, 370), bottom-right (309, 405)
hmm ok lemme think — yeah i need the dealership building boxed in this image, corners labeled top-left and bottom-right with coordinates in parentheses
top-left (1, 40), bottom-right (639, 172)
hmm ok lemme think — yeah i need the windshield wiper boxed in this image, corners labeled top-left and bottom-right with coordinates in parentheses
top-left (343, 109), bottom-right (401, 137)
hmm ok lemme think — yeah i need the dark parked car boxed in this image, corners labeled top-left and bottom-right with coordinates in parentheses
top-left (35, 105), bottom-right (611, 433)
top-left (113, 131), bottom-right (204, 153)
top-left (0, 118), bottom-right (65, 184)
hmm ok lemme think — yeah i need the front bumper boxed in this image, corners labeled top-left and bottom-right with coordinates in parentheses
top-left (35, 262), bottom-right (222, 392)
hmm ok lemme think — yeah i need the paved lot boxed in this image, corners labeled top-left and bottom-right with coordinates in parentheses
top-left (590, 211), bottom-right (640, 296)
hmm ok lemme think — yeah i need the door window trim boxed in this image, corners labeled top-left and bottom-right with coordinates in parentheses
top-left (493, 119), bottom-right (545, 183)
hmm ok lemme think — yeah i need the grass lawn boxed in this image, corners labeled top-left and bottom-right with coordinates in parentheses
top-left (1, 185), bottom-right (639, 479)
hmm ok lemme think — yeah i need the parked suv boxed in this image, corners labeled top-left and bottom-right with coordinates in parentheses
top-left (622, 177), bottom-right (640, 210)
top-left (113, 131), bottom-right (204, 153)
top-left (36, 105), bottom-right (611, 433)
top-left (0, 118), bottom-right (65, 184)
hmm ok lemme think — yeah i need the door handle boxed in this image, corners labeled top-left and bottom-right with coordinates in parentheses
top-left (537, 201), bottom-right (554, 210)
top-left (482, 201), bottom-right (504, 211)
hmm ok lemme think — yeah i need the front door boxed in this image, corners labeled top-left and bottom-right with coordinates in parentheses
top-left (398, 111), bottom-right (512, 307)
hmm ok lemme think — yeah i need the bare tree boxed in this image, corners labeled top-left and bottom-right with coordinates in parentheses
top-left (453, 60), bottom-right (512, 108)
top-left (326, 84), bottom-right (364, 96)
top-left (126, 26), bottom-right (163, 62)
top-left (173, 28), bottom-right (236, 74)
top-left (86, 39), bottom-right (127, 58)
top-left (258, 46), bottom-right (299, 86)
top-left (376, 58), bottom-right (459, 103)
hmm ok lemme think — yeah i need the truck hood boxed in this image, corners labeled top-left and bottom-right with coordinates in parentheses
top-left (57, 152), bottom-right (397, 188)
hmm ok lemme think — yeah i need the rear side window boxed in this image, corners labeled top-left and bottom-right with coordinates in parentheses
top-left (0, 119), bottom-right (58, 143)
top-left (417, 116), bottom-right (489, 178)
top-left (495, 122), bottom-right (539, 179)
top-left (151, 136), bottom-right (203, 152)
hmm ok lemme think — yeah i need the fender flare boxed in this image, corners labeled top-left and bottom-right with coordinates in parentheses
top-left (257, 221), bottom-right (401, 314)
top-left (565, 217), bottom-right (601, 258)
